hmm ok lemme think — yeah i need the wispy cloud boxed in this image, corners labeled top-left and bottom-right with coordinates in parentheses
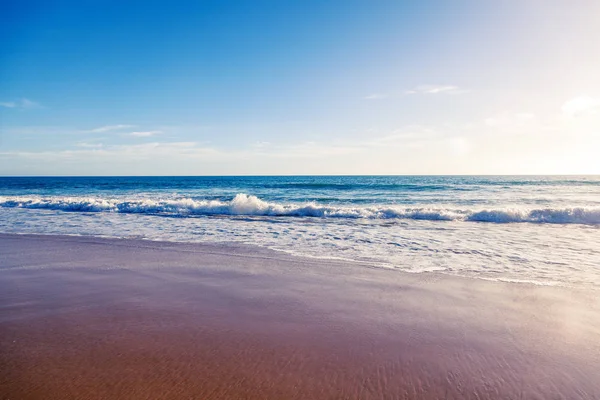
top-left (364, 93), bottom-right (388, 100)
top-left (21, 99), bottom-right (41, 108)
top-left (405, 85), bottom-right (467, 95)
top-left (0, 142), bottom-right (215, 161)
top-left (252, 141), bottom-right (271, 148)
top-left (562, 96), bottom-right (600, 117)
top-left (75, 142), bottom-right (104, 149)
top-left (0, 98), bottom-right (42, 109)
top-left (84, 124), bottom-right (136, 133)
top-left (129, 130), bottom-right (162, 137)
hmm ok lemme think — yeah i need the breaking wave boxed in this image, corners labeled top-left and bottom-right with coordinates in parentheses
top-left (1, 194), bottom-right (599, 225)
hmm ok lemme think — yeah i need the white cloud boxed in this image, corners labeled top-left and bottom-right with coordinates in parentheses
top-left (1, 116), bottom-right (596, 175)
top-left (364, 93), bottom-right (388, 100)
top-left (252, 141), bottom-right (271, 148)
top-left (562, 96), bottom-right (600, 117)
top-left (75, 142), bottom-right (104, 148)
top-left (85, 124), bottom-right (136, 133)
top-left (1, 124), bottom-right (596, 175)
top-left (129, 130), bottom-right (162, 137)
top-left (0, 98), bottom-right (42, 109)
top-left (405, 85), bottom-right (468, 95)
top-left (0, 142), bottom-right (215, 162)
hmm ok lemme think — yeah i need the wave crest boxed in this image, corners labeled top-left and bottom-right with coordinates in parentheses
top-left (1, 194), bottom-right (599, 225)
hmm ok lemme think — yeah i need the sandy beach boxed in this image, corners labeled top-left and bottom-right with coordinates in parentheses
top-left (0, 233), bottom-right (599, 399)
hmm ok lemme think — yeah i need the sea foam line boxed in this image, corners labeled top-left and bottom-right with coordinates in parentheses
top-left (1, 194), bottom-right (599, 225)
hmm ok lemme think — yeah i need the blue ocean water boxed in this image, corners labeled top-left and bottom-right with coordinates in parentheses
top-left (1, 176), bottom-right (599, 287)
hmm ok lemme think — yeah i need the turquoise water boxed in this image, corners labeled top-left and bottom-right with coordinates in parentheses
top-left (1, 176), bottom-right (599, 286)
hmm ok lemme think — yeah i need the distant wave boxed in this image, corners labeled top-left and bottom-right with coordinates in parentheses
top-left (258, 183), bottom-right (467, 191)
top-left (1, 194), bottom-right (599, 225)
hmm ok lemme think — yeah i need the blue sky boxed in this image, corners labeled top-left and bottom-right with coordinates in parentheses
top-left (1, 0), bottom-right (599, 175)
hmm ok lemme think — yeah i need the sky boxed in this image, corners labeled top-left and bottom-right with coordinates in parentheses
top-left (1, 0), bottom-right (599, 176)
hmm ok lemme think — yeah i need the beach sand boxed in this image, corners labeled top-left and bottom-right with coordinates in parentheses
top-left (1, 233), bottom-right (599, 399)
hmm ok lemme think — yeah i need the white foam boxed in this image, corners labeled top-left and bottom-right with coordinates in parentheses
top-left (1, 193), bottom-right (599, 225)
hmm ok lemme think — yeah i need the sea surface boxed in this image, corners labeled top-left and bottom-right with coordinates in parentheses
top-left (0, 176), bottom-right (598, 287)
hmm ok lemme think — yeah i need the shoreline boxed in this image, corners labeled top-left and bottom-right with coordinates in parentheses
top-left (1, 233), bottom-right (599, 399)
top-left (0, 231), bottom-right (582, 289)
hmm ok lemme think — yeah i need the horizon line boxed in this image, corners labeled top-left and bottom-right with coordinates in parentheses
top-left (1, 174), bottom-right (599, 178)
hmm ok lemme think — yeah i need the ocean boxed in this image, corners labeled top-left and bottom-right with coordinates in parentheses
top-left (0, 176), bottom-right (598, 287)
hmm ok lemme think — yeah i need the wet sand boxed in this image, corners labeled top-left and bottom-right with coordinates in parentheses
top-left (1, 233), bottom-right (599, 399)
